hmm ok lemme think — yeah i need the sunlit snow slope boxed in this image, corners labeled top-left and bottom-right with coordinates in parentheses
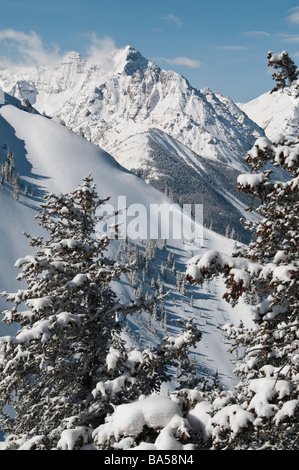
top-left (238, 86), bottom-right (299, 139)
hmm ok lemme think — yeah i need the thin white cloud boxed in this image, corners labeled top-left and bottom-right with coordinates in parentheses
top-left (0, 29), bottom-right (118, 71)
top-left (85, 33), bottom-right (116, 69)
top-left (243, 31), bottom-right (271, 38)
top-left (154, 56), bottom-right (202, 68)
top-left (161, 14), bottom-right (183, 26)
top-left (277, 34), bottom-right (299, 43)
top-left (0, 29), bottom-right (62, 69)
top-left (287, 6), bottom-right (299, 24)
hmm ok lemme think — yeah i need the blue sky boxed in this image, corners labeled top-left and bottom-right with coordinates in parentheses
top-left (0, 0), bottom-right (299, 102)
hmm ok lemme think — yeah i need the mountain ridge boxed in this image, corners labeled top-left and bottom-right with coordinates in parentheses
top-left (0, 45), bottom-right (264, 167)
top-left (0, 46), bottom-right (264, 241)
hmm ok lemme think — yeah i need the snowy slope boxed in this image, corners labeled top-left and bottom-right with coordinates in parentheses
top-left (238, 86), bottom-right (299, 139)
top-left (0, 103), bottom-right (205, 246)
top-left (0, 96), bottom-right (253, 388)
top-left (118, 128), bottom-right (257, 242)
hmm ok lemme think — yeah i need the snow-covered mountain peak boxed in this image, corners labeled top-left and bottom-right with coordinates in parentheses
top-left (0, 45), bottom-right (263, 167)
top-left (0, 46), bottom-right (264, 240)
top-left (238, 85), bottom-right (299, 140)
top-left (58, 51), bottom-right (87, 68)
top-left (111, 45), bottom-right (150, 76)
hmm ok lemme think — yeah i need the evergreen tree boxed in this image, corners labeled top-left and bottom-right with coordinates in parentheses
top-left (186, 52), bottom-right (299, 449)
top-left (13, 177), bottom-right (20, 202)
top-left (267, 50), bottom-right (299, 93)
top-left (7, 150), bottom-right (15, 183)
top-left (0, 176), bottom-right (142, 448)
top-left (91, 319), bottom-right (203, 451)
top-left (146, 239), bottom-right (157, 260)
top-left (0, 175), bottom-right (204, 450)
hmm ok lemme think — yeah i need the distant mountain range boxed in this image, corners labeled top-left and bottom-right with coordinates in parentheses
top-left (0, 46), bottom-right (264, 241)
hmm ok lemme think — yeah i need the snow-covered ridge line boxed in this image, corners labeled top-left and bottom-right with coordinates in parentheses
top-left (0, 46), bottom-right (265, 242)
top-left (0, 45), bottom-right (263, 169)
top-left (238, 85), bottom-right (299, 140)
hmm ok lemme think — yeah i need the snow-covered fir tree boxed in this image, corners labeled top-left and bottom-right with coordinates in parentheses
top-left (268, 50), bottom-right (299, 94)
top-left (0, 175), bottom-right (205, 450)
top-left (91, 319), bottom-right (203, 451)
top-left (0, 175), bottom-right (132, 447)
top-left (186, 52), bottom-right (299, 450)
